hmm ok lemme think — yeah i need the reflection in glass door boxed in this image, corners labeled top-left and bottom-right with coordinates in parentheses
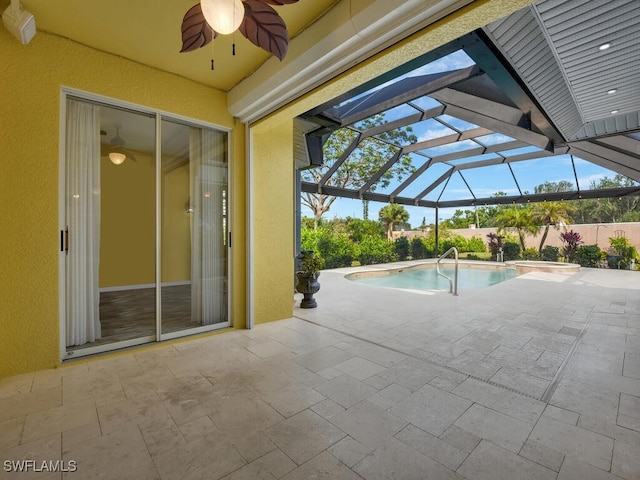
top-left (63, 96), bottom-right (229, 358)
top-left (160, 119), bottom-right (229, 336)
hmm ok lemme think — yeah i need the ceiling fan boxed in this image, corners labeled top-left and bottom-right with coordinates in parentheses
top-left (101, 125), bottom-right (137, 165)
top-left (180, 0), bottom-right (299, 66)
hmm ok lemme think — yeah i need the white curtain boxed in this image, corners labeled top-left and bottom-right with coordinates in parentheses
top-left (190, 128), bottom-right (227, 325)
top-left (65, 99), bottom-right (102, 345)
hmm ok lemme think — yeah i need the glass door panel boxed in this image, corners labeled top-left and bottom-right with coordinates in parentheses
top-left (161, 119), bottom-right (229, 335)
top-left (64, 96), bottom-right (230, 358)
top-left (65, 101), bottom-right (156, 354)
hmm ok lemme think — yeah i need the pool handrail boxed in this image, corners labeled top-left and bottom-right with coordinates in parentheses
top-left (436, 247), bottom-right (459, 296)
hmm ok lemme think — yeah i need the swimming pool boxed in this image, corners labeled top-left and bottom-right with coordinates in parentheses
top-left (348, 263), bottom-right (516, 292)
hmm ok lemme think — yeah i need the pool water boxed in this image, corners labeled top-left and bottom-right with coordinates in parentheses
top-left (351, 266), bottom-right (516, 291)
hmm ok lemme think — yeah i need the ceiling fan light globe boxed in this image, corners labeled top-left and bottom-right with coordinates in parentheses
top-left (109, 152), bottom-right (126, 165)
top-left (201, 0), bottom-right (244, 35)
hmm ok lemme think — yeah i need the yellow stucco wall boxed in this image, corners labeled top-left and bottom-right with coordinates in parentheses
top-left (161, 162), bottom-right (192, 283)
top-left (0, 29), bottom-right (245, 378)
top-left (250, 0), bottom-right (535, 325)
top-left (251, 120), bottom-right (295, 324)
top-left (100, 152), bottom-right (156, 287)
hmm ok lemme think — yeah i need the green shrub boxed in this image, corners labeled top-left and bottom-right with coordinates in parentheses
top-left (394, 236), bottom-right (410, 261)
top-left (410, 237), bottom-right (428, 259)
top-left (317, 231), bottom-right (357, 268)
top-left (503, 242), bottom-right (520, 261)
top-left (301, 227), bottom-right (356, 269)
top-left (344, 218), bottom-right (385, 242)
top-left (609, 236), bottom-right (638, 269)
top-left (467, 236), bottom-right (487, 253)
top-left (522, 248), bottom-right (540, 260)
top-left (358, 235), bottom-right (397, 265)
top-left (540, 245), bottom-right (560, 262)
top-left (575, 245), bottom-right (604, 268)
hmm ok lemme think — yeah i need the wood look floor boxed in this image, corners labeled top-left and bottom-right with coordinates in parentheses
top-left (67, 285), bottom-right (208, 351)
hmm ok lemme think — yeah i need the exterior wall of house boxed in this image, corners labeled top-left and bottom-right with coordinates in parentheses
top-left (0, 29), bottom-right (246, 378)
top-left (252, 119), bottom-right (296, 324)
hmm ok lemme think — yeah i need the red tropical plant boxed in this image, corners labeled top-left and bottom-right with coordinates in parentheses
top-left (560, 230), bottom-right (582, 263)
top-left (180, 0), bottom-right (298, 60)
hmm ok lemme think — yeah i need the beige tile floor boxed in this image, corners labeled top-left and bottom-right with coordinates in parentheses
top-left (1, 263), bottom-right (639, 479)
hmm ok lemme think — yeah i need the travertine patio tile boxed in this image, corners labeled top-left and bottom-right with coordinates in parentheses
top-left (446, 350), bottom-right (502, 379)
top-left (21, 403), bottom-right (98, 444)
top-left (310, 398), bottom-right (346, 419)
top-left (569, 351), bottom-right (625, 375)
top-left (151, 431), bottom-right (246, 480)
top-left (557, 457), bottom-right (621, 480)
top-left (65, 426), bottom-right (159, 480)
top-left (354, 437), bottom-right (464, 480)
top-left (367, 383), bottom-right (412, 410)
top-left (246, 340), bottom-right (294, 358)
top-left (395, 424), bottom-right (468, 471)
top-left (623, 352), bottom-right (640, 379)
top-left (139, 421), bottom-right (187, 457)
top-left (314, 374), bottom-right (378, 408)
top-left (250, 379), bottom-right (326, 418)
top-left (0, 433), bottom-right (61, 474)
top-left (0, 386), bottom-right (61, 423)
top-left (452, 378), bottom-right (545, 424)
top-left (177, 415), bottom-right (219, 442)
top-left (293, 346), bottom-right (354, 372)
top-left (220, 449), bottom-right (296, 480)
top-left (0, 416), bottom-right (24, 451)
top-left (389, 383), bottom-right (472, 436)
top-left (453, 404), bottom-right (532, 453)
top-left (4, 267), bottom-right (639, 480)
top-left (329, 400), bottom-right (406, 449)
top-left (367, 358), bottom-right (438, 392)
top-left (580, 330), bottom-right (627, 352)
top-left (457, 440), bottom-right (556, 480)
top-left (550, 378), bottom-right (620, 422)
top-left (489, 366), bottom-right (548, 398)
top-left (281, 451), bottom-right (362, 480)
top-left (332, 356), bottom-right (386, 381)
top-left (519, 439), bottom-right (565, 472)
top-left (529, 415), bottom-right (614, 471)
top-left (439, 424), bottom-right (481, 454)
top-left (611, 436), bottom-right (640, 480)
top-left (617, 393), bottom-right (640, 433)
top-left (0, 372), bottom-right (34, 400)
top-left (345, 342), bottom-right (407, 368)
top-left (207, 396), bottom-right (285, 439)
top-left (542, 404), bottom-right (579, 425)
top-left (327, 436), bottom-right (373, 467)
top-left (97, 396), bottom-right (173, 434)
top-left (264, 409), bottom-right (345, 465)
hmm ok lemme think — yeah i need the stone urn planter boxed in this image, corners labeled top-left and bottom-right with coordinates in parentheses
top-left (295, 250), bottom-right (323, 308)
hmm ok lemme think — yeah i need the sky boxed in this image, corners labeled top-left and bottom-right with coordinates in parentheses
top-left (300, 51), bottom-right (634, 228)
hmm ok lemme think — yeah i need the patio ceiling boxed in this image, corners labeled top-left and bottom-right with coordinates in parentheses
top-left (297, 0), bottom-right (640, 210)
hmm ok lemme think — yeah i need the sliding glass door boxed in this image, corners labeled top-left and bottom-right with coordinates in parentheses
top-left (63, 95), bottom-right (230, 358)
top-left (160, 118), bottom-right (229, 337)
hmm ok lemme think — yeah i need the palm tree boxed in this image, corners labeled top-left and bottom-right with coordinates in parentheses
top-left (531, 201), bottom-right (576, 251)
top-left (495, 205), bottom-right (537, 251)
top-left (378, 204), bottom-right (409, 240)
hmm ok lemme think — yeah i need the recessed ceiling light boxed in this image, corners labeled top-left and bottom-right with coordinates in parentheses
top-left (607, 89), bottom-right (617, 94)
top-left (611, 110), bottom-right (619, 114)
top-left (599, 43), bottom-right (611, 51)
